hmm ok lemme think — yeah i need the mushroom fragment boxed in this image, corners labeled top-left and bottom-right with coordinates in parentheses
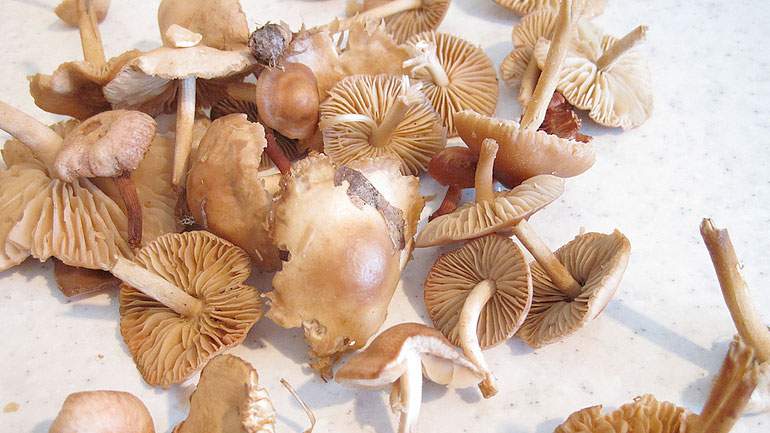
top-left (336, 323), bottom-right (483, 433)
top-left (403, 31), bottom-right (498, 136)
top-left (344, 0), bottom-right (451, 43)
top-left (493, 0), bottom-right (604, 18)
top-left (53, 259), bottom-right (120, 298)
top-left (425, 234), bottom-right (532, 397)
top-left (426, 146), bottom-right (477, 220)
top-left (319, 75), bottom-right (446, 175)
top-left (49, 390), bottom-right (155, 433)
top-left (158, 0), bottom-right (249, 50)
top-left (113, 231), bottom-right (261, 387)
top-left (256, 63), bottom-right (320, 140)
top-left (539, 92), bottom-right (591, 142)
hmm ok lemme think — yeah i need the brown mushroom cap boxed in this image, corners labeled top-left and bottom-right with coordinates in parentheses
top-left (427, 146), bottom-right (477, 188)
top-left (454, 110), bottom-right (595, 187)
top-left (320, 74), bottom-right (446, 176)
top-left (517, 230), bottom-right (631, 348)
top-left (256, 63), bottom-right (320, 140)
top-left (119, 231), bottom-right (261, 387)
top-left (347, 0), bottom-right (452, 44)
top-left (54, 259), bottom-right (120, 297)
top-left (55, 0), bottom-right (111, 26)
top-left (493, 0), bottom-right (605, 18)
top-left (158, 0), bottom-right (249, 51)
top-left (48, 390), bottom-right (154, 433)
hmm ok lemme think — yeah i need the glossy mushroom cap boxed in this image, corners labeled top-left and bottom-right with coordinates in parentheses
top-left (158, 0), bottom-right (249, 51)
top-left (347, 0), bottom-right (452, 44)
top-left (55, 0), bottom-right (111, 26)
top-left (493, 0), bottom-right (605, 18)
top-left (49, 390), bottom-right (154, 433)
top-left (256, 63), bottom-right (320, 140)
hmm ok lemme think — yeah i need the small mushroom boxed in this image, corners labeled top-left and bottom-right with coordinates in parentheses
top-left (493, 0), bottom-right (604, 17)
top-left (55, 0), bottom-right (111, 66)
top-left (319, 75), bottom-right (446, 175)
top-left (426, 146), bottom-right (477, 220)
top-left (344, 0), bottom-right (451, 43)
top-left (403, 31), bottom-right (498, 136)
top-left (48, 390), bottom-right (154, 433)
top-left (112, 231), bottom-right (261, 387)
top-left (158, 0), bottom-right (249, 51)
top-left (55, 0), bottom-right (110, 26)
top-left (256, 63), bottom-right (320, 140)
top-left (336, 323), bottom-right (483, 433)
top-left (424, 234), bottom-right (532, 397)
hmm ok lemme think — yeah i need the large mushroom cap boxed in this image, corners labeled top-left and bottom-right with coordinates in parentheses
top-left (256, 63), bottom-right (320, 140)
top-left (517, 230), bottom-right (631, 348)
top-left (454, 110), bottom-right (595, 187)
top-left (49, 390), bottom-right (154, 433)
top-left (55, 0), bottom-right (111, 26)
top-left (158, 0), bottom-right (249, 51)
top-left (119, 231), bottom-right (261, 387)
top-left (493, 0), bottom-right (605, 17)
top-left (347, 0), bottom-right (452, 44)
top-left (320, 74), bottom-right (446, 176)
top-left (416, 174), bottom-right (564, 247)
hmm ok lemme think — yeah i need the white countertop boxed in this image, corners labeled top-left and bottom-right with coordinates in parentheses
top-left (1, 0), bottom-right (769, 432)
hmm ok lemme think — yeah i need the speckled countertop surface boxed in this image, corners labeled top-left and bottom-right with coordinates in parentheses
top-left (1, 0), bottom-right (769, 432)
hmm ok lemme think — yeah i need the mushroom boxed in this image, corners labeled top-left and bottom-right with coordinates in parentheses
top-left (256, 63), bottom-right (320, 141)
top-left (403, 31), bottom-right (498, 136)
top-left (158, 0), bottom-right (249, 50)
top-left (344, 0), bottom-right (451, 43)
top-left (53, 259), bottom-right (120, 298)
top-left (266, 155), bottom-right (423, 378)
top-left (319, 75), bottom-right (446, 176)
top-left (426, 146), bottom-right (477, 220)
top-left (55, 0), bottom-right (111, 66)
top-left (539, 91), bottom-right (591, 143)
top-left (55, 0), bottom-right (110, 26)
top-left (335, 322), bottom-right (483, 433)
top-left (493, 0), bottom-right (604, 17)
top-left (424, 234), bottom-right (532, 398)
top-left (48, 390), bottom-right (155, 433)
top-left (112, 231), bottom-right (262, 387)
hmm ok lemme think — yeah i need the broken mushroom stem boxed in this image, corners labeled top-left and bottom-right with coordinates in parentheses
top-left (429, 185), bottom-right (461, 221)
top-left (595, 25), bottom-right (649, 71)
top-left (280, 378), bottom-right (317, 433)
top-left (394, 352), bottom-right (423, 433)
top-left (370, 93), bottom-right (421, 148)
top-left (474, 138), bottom-right (498, 203)
top-left (0, 100), bottom-right (63, 169)
top-left (75, 0), bottom-right (106, 67)
top-left (172, 76), bottom-right (197, 186)
top-left (113, 173), bottom-right (143, 249)
top-left (264, 127), bottom-right (292, 175)
top-left (403, 41), bottom-right (450, 87)
top-left (457, 279), bottom-right (498, 398)
top-left (518, 53), bottom-right (541, 106)
top-left (226, 82), bottom-right (257, 103)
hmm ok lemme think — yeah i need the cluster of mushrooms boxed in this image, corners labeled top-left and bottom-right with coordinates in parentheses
top-left (0, 0), bottom-right (766, 432)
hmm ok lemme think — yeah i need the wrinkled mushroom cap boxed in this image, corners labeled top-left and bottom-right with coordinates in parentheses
top-left (425, 234), bottom-right (533, 348)
top-left (49, 390), bottom-right (155, 433)
top-left (158, 0), bottom-right (249, 51)
top-left (427, 146), bottom-right (477, 187)
top-left (120, 231), bottom-right (261, 387)
top-left (416, 174), bottom-right (564, 247)
top-left (256, 63), bottom-right (320, 140)
top-left (518, 230), bottom-right (631, 348)
top-left (55, 0), bottom-right (111, 26)
top-left (454, 110), bottom-right (595, 187)
top-left (555, 395), bottom-right (687, 433)
top-left (348, 0), bottom-right (451, 43)
top-left (493, 0), bottom-right (605, 18)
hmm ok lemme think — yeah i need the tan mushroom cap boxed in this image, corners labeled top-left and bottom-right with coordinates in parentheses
top-left (454, 110), bottom-right (595, 187)
top-left (416, 174), bottom-right (564, 247)
top-left (517, 230), bottom-right (630, 348)
top-left (320, 74), bottom-right (446, 176)
top-left (158, 0), bottom-right (249, 51)
top-left (49, 390), bottom-right (154, 433)
top-left (493, 0), bottom-right (605, 18)
top-left (55, 0), bottom-right (111, 26)
top-left (405, 31), bottom-right (498, 136)
top-left (119, 231), bottom-right (261, 387)
top-left (347, 0), bottom-right (452, 44)
top-left (256, 63), bottom-right (320, 140)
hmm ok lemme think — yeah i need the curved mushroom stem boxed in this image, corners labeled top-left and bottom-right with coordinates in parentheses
top-left (512, 220), bottom-right (583, 298)
top-left (403, 42), bottom-right (450, 88)
top-left (113, 173), bottom-right (142, 249)
top-left (352, 0), bottom-right (423, 21)
top-left (396, 353), bottom-right (423, 433)
top-left (429, 185), bottom-right (461, 221)
top-left (595, 25), bottom-right (648, 71)
top-left (264, 127), bottom-right (292, 175)
top-left (700, 219), bottom-right (770, 362)
top-left (111, 257), bottom-right (202, 317)
top-left (518, 54), bottom-right (541, 107)
top-left (226, 82), bottom-right (257, 103)
top-left (280, 379), bottom-right (317, 433)
top-left (75, 0), bottom-right (106, 67)
top-left (370, 95), bottom-right (418, 148)
top-left (474, 139), bottom-right (498, 203)
top-left (457, 279), bottom-right (498, 398)
top-left (172, 76), bottom-right (197, 186)
top-left (0, 100), bottom-right (63, 169)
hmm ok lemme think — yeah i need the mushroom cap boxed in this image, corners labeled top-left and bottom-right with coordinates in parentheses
top-left (55, 0), bottom-right (111, 26)
top-left (158, 0), bottom-right (249, 51)
top-left (320, 74), bottom-right (446, 176)
top-left (405, 31), bottom-right (498, 136)
top-left (555, 395), bottom-right (687, 433)
top-left (256, 63), bottom-right (320, 140)
top-left (454, 110), bottom-right (595, 187)
top-left (120, 231), bottom-right (262, 387)
top-left (174, 354), bottom-right (277, 433)
top-left (348, 0), bottom-right (452, 44)
top-left (416, 174), bottom-right (564, 248)
top-left (493, 0), bottom-right (605, 18)
top-left (186, 114), bottom-right (280, 271)
top-left (54, 259), bottom-right (120, 297)
top-left (425, 234), bottom-right (533, 349)
top-left (49, 390), bottom-right (154, 433)
top-left (335, 322), bottom-right (483, 389)
top-left (427, 146), bottom-right (477, 187)
top-left (517, 230), bottom-right (631, 348)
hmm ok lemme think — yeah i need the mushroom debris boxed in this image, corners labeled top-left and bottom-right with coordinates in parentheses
top-left (48, 390), bottom-right (155, 433)
top-left (426, 146), bottom-right (477, 220)
top-left (494, 0), bottom-right (605, 18)
top-left (344, 0), bottom-right (452, 43)
top-left (335, 323), bottom-right (484, 433)
top-left (266, 154), bottom-right (423, 378)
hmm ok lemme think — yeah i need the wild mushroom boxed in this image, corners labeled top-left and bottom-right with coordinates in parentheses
top-left (55, 0), bottom-right (110, 66)
top-left (256, 63), bottom-right (320, 141)
top-left (426, 146), bottom-right (477, 220)
top-left (403, 31), bottom-right (498, 136)
top-left (319, 75), bottom-right (446, 176)
top-left (53, 259), bottom-right (120, 297)
top-left (493, 0), bottom-right (604, 17)
top-left (424, 234), bottom-right (532, 398)
top-left (336, 323), bottom-right (483, 433)
top-left (266, 155), bottom-right (423, 378)
top-left (344, 0), bottom-right (451, 43)
top-left (112, 231), bottom-right (262, 387)
top-left (158, 0), bottom-right (249, 50)
top-left (55, 0), bottom-right (110, 26)
top-left (49, 390), bottom-right (155, 433)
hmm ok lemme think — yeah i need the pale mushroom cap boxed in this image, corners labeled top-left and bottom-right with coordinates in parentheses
top-left (349, 0), bottom-right (452, 43)
top-left (158, 0), bottom-right (249, 51)
top-left (406, 31), bottom-right (498, 136)
top-left (55, 0), bottom-right (111, 26)
top-left (425, 234), bottom-right (533, 349)
top-left (135, 45), bottom-right (256, 80)
top-left (120, 231), bottom-right (261, 387)
top-left (493, 0), bottom-right (605, 18)
top-left (49, 390), bottom-right (155, 433)
top-left (454, 110), bottom-right (595, 187)
top-left (555, 395), bottom-right (687, 433)
top-left (320, 74), bottom-right (446, 176)
top-left (256, 63), bottom-right (320, 140)
top-left (517, 230), bottom-right (631, 348)
top-left (500, 48), bottom-right (532, 85)
top-left (415, 174), bottom-right (564, 248)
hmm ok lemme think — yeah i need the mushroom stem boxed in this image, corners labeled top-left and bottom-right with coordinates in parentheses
top-left (370, 95), bottom-right (415, 148)
top-left (111, 257), bottom-right (203, 317)
top-left (264, 127), bottom-right (292, 175)
top-left (700, 219), bottom-right (770, 363)
top-left (520, 0), bottom-right (576, 131)
top-left (226, 82), bottom-right (257, 103)
top-left (172, 76), bottom-right (197, 187)
top-left (458, 279), bottom-right (498, 398)
top-left (518, 54), bottom-right (541, 107)
top-left (113, 173), bottom-right (143, 249)
top-left (595, 25), bottom-right (648, 71)
top-left (354, 0), bottom-right (423, 22)
top-left (429, 185), bottom-right (461, 221)
top-left (0, 100), bottom-right (63, 169)
top-left (76, 0), bottom-right (106, 67)
top-left (474, 139), bottom-right (498, 203)
top-left (280, 379), bottom-right (316, 433)
top-left (512, 220), bottom-right (583, 297)
top-left (403, 42), bottom-right (451, 88)
top-left (397, 353), bottom-right (423, 433)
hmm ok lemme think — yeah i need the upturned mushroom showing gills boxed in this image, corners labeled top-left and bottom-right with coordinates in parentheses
top-left (112, 231), bottom-right (262, 387)
top-left (49, 390), bottom-right (155, 433)
top-left (256, 63), bottom-right (320, 141)
top-left (426, 146), bottom-right (477, 220)
top-left (403, 31), bottom-right (498, 136)
top-left (319, 75), bottom-right (446, 176)
top-left (344, 0), bottom-right (451, 43)
top-left (424, 234), bottom-right (532, 398)
top-left (267, 155), bottom-right (423, 378)
top-left (158, 0), bottom-right (249, 51)
top-left (493, 0), bottom-right (604, 18)
top-left (336, 323), bottom-right (483, 433)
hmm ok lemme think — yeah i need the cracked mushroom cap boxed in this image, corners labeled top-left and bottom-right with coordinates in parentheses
top-left (517, 230), bottom-right (630, 348)
top-left (416, 174), bottom-right (564, 247)
top-left (320, 74), bottom-right (446, 176)
top-left (256, 63), bottom-right (320, 140)
top-left (158, 0), bottom-right (249, 51)
top-left (454, 110), bottom-right (595, 187)
top-left (425, 234), bottom-right (533, 349)
top-left (55, 0), bottom-right (111, 26)
top-left (49, 390), bottom-right (154, 433)
top-left (405, 31), bottom-right (498, 136)
top-left (347, 0), bottom-right (451, 44)
top-left (119, 231), bottom-right (261, 387)
top-left (493, 0), bottom-right (605, 18)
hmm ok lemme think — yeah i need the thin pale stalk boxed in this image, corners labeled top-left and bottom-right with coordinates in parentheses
top-left (474, 139), bottom-right (498, 203)
top-left (595, 25), bottom-right (648, 71)
top-left (457, 279), bottom-right (498, 398)
top-left (111, 257), bottom-right (202, 317)
top-left (172, 76), bottom-right (197, 186)
top-left (0, 100), bottom-right (62, 169)
top-left (512, 220), bottom-right (582, 297)
top-left (518, 54), bottom-right (540, 107)
top-left (370, 96), bottom-right (412, 148)
top-left (397, 354), bottom-right (423, 433)
top-left (76, 0), bottom-right (106, 67)
top-left (280, 379), bottom-right (316, 433)
top-left (113, 173), bottom-right (142, 249)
